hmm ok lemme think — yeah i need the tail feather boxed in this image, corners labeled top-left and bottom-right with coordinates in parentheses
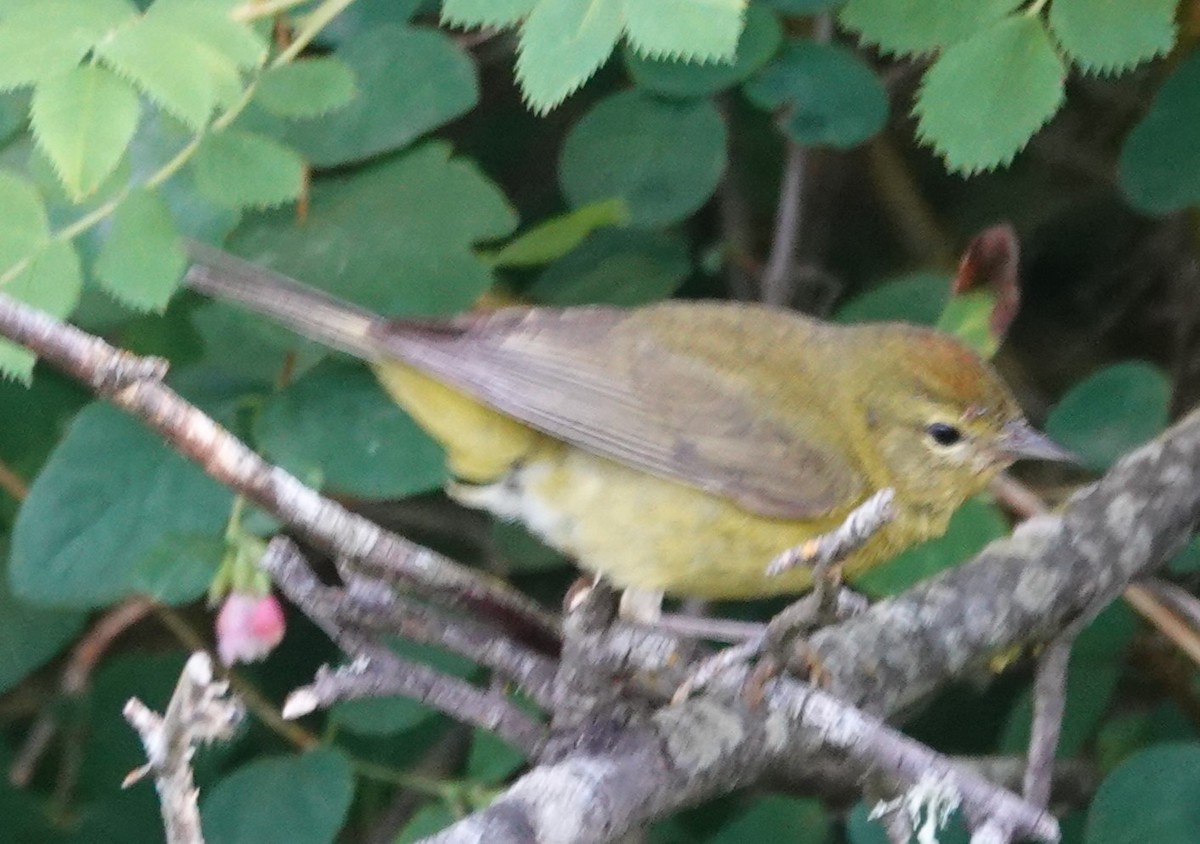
top-left (185, 241), bottom-right (385, 361)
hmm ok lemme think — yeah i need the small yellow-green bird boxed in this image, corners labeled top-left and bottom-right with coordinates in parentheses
top-left (186, 244), bottom-right (1071, 618)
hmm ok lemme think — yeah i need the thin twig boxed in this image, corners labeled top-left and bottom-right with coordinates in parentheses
top-left (123, 653), bottom-right (243, 844)
top-left (1023, 629), bottom-right (1078, 808)
top-left (283, 644), bottom-right (545, 756)
top-left (989, 472), bottom-right (1050, 519)
top-left (9, 597), bottom-right (154, 787)
top-left (761, 139), bottom-right (808, 307)
top-left (0, 456), bottom-right (28, 500)
top-left (150, 604), bottom-right (320, 751)
top-left (1124, 583), bottom-right (1200, 666)
top-left (0, 291), bottom-right (559, 649)
top-left (264, 537), bottom-right (558, 712)
top-left (1136, 578), bottom-right (1200, 632)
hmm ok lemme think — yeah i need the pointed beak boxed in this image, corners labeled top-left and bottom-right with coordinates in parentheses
top-left (1000, 420), bottom-right (1080, 464)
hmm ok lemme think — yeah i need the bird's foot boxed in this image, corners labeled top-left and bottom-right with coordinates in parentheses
top-left (765, 488), bottom-right (897, 577)
top-left (671, 586), bottom-right (868, 705)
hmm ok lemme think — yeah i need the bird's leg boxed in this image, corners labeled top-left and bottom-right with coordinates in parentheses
top-left (618, 587), bottom-right (665, 623)
top-left (672, 489), bottom-right (895, 704)
top-left (765, 488), bottom-right (897, 578)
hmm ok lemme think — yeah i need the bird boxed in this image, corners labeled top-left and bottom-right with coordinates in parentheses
top-left (185, 242), bottom-right (1074, 620)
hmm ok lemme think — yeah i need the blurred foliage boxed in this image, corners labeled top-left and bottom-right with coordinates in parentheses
top-left (0, 1), bottom-right (1198, 843)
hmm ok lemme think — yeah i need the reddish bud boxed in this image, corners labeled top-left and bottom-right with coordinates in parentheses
top-left (216, 592), bottom-right (285, 666)
top-left (952, 223), bottom-right (1021, 343)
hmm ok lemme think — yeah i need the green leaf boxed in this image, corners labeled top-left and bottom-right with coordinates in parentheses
top-left (855, 497), bottom-right (1007, 596)
top-left (711, 796), bottom-right (830, 844)
top-left (442, 0), bottom-right (537, 28)
top-left (320, 0), bottom-right (424, 45)
top-left (1045, 361), bottom-right (1169, 473)
top-left (491, 520), bottom-right (570, 573)
top-left (255, 360), bottom-right (447, 498)
top-left (331, 639), bottom-right (476, 734)
top-left (191, 302), bottom-right (324, 382)
top-left (0, 0), bottom-right (137, 92)
top-left (284, 24), bottom-right (477, 167)
top-left (0, 170), bottom-right (49, 266)
top-left (466, 728), bottom-right (527, 784)
top-left (625, 2), bottom-right (781, 98)
top-left (835, 272), bottom-right (949, 325)
top-left (202, 749), bottom-right (355, 844)
top-left (0, 558), bottom-right (86, 693)
top-left (146, 0), bottom-right (268, 70)
top-left (0, 239), bottom-right (84, 382)
top-left (1118, 53), bottom-right (1200, 214)
top-left (914, 15), bottom-right (1065, 175)
top-left (1086, 744), bottom-right (1200, 844)
top-left (757, 0), bottom-right (839, 11)
top-left (559, 91), bottom-right (726, 227)
top-left (936, 289), bottom-right (996, 358)
top-left (96, 13), bottom-right (239, 129)
top-left (743, 40), bottom-right (887, 148)
top-left (228, 142), bottom-right (516, 317)
top-left (9, 402), bottom-right (234, 607)
top-left (623, 0), bottom-right (745, 64)
top-left (95, 188), bottom-right (188, 311)
top-left (526, 228), bottom-right (690, 305)
top-left (396, 803), bottom-right (456, 843)
top-left (128, 534), bottom-right (224, 604)
top-left (0, 371), bottom-right (88, 527)
top-left (488, 198), bottom-right (628, 267)
top-left (256, 57), bottom-right (357, 119)
top-left (31, 65), bottom-right (139, 201)
top-left (0, 92), bottom-right (27, 145)
top-left (1048, 0), bottom-right (1176, 76)
top-left (1096, 703), bottom-right (1195, 772)
top-left (190, 129), bottom-right (304, 208)
top-left (839, 0), bottom-right (1022, 57)
top-left (516, 0), bottom-right (623, 114)
top-left (0, 747), bottom-right (68, 844)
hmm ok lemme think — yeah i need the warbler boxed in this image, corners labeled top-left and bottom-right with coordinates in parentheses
top-left (185, 245), bottom-right (1072, 617)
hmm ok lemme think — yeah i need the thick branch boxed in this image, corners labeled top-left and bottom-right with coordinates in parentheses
top-left (808, 415), bottom-right (1200, 714)
top-left (424, 410), bottom-right (1200, 843)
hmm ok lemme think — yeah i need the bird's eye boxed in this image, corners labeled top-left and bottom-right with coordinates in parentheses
top-left (926, 422), bottom-right (963, 447)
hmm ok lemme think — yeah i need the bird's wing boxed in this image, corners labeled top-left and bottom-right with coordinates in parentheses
top-left (373, 303), bottom-right (864, 519)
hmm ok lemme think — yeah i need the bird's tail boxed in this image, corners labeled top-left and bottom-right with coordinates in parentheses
top-left (184, 241), bottom-right (387, 361)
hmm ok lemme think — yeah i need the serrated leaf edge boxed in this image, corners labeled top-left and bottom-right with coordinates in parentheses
top-left (514, 33), bottom-right (618, 115)
top-left (910, 77), bottom-right (1066, 177)
top-left (1048, 20), bottom-right (1178, 78)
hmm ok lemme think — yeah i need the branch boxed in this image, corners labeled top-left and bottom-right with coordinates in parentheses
top-left (282, 646), bottom-right (544, 756)
top-left (9, 596), bottom-right (154, 787)
top-left (264, 538), bottom-right (547, 754)
top-left (123, 653), bottom-right (243, 844)
top-left (423, 409), bottom-right (1200, 843)
top-left (0, 291), bottom-right (559, 650)
top-left (1023, 632), bottom-right (1076, 809)
top-left (262, 538), bottom-right (558, 709)
top-left (760, 139), bottom-right (807, 307)
top-left (807, 412), bottom-right (1200, 714)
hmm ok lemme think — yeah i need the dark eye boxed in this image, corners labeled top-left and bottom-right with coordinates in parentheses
top-left (926, 423), bottom-right (963, 447)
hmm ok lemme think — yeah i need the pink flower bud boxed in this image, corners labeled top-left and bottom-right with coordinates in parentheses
top-left (216, 592), bottom-right (285, 666)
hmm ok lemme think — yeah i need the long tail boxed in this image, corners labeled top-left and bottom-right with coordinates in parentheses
top-left (185, 241), bottom-right (388, 361)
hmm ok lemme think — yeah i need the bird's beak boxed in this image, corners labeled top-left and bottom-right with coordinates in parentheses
top-left (999, 420), bottom-right (1080, 464)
